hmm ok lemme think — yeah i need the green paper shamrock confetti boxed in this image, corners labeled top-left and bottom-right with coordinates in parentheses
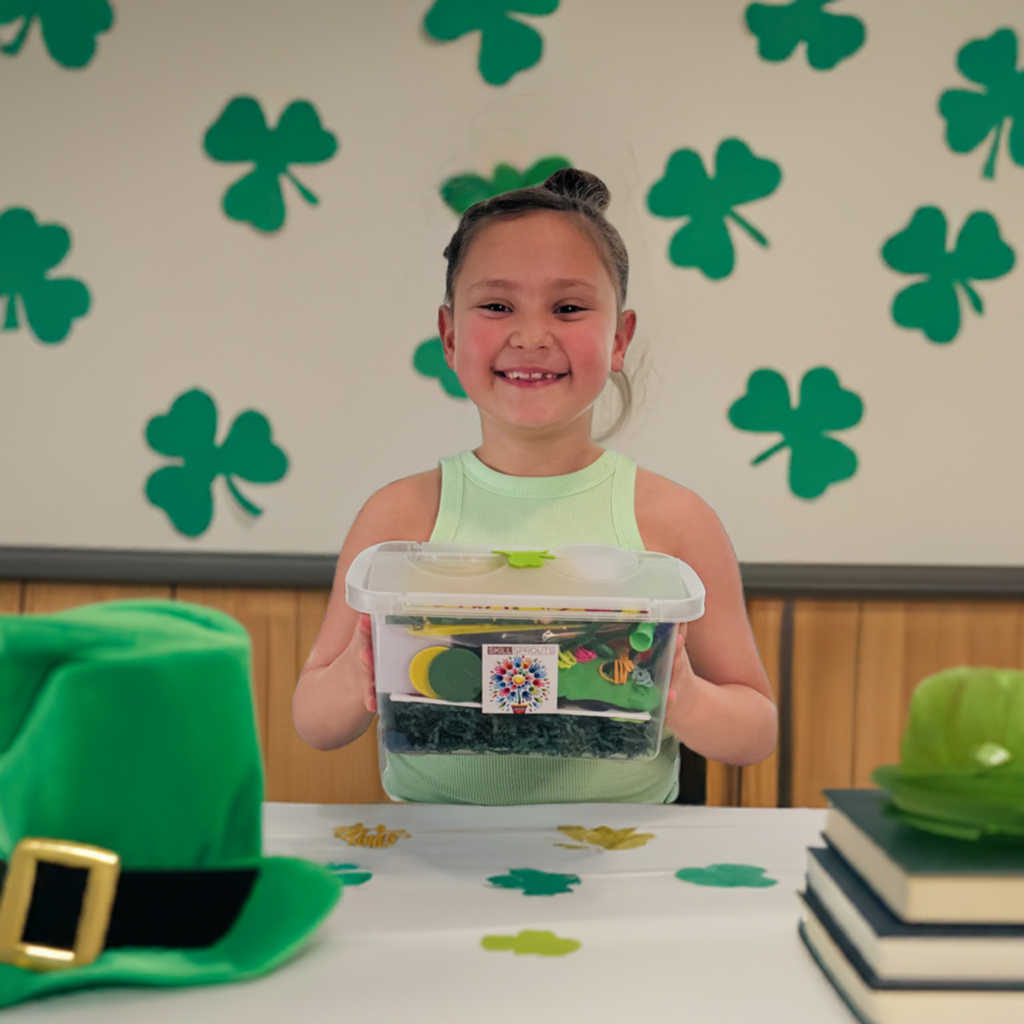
top-left (745, 0), bottom-right (865, 70)
top-left (488, 868), bottom-right (581, 896)
top-left (728, 367), bottom-right (863, 500)
top-left (424, 0), bottom-right (559, 86)
top-left (203, 97), bottom-right (338, 233)
top-left (326, 863), bottom-right (373, 887)
top-left (493, 549), bottom-right (554, 568)
top-left (481, 930), bottom-right (580, 956)
top-left (939, 28), bottom-right (1024, 181)
top-left (881, 207), bottom-right (1015, 344)
top-left (675, 864), bottom-right (778, 888)
top-left (647, 139), bottom-right (782, 279)
top-left (0, 207), bottom-right (91, 344)
top-left (0, 0), bottom-right (113, 68)
top-left (441, 156), bottom-right (571, 215)
top-left (145, 389), bottom-right (289, 538)
top-left (413, 337), bottom-right (467, 398)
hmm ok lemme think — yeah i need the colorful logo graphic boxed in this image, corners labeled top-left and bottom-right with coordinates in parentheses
top-left (489, 653), bottom-right (550, 713)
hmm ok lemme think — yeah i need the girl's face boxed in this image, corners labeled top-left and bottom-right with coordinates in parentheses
top-left (439, 210), bottom-right (635, 437)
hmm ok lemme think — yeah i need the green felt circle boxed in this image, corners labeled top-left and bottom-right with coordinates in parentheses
top-left (428, 647), bottom-right (483, 703)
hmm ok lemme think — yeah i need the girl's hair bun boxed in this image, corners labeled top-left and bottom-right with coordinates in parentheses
top-left (541, 168), bottom-right (611, 212)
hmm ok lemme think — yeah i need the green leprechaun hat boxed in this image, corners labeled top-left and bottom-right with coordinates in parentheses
top-left (0, 599), bottom-right (341, 1009)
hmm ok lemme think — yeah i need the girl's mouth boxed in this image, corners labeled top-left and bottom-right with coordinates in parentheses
top-left (493, 370), bottom-right (569, 388)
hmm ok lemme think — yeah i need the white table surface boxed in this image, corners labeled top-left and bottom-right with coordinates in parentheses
top-left (8, 803), bottom-right (856, 1023)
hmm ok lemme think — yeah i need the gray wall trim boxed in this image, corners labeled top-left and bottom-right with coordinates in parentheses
top-left (1, 546), bottom-right (1023, 597)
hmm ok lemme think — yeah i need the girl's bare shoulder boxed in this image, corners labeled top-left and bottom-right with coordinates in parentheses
top-left (634, 466), bottom-right (728, 560)
top-left (357, 467), bottom-right (442, 541)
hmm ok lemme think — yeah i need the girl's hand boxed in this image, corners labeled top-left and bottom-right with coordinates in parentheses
top-left (342, 614), bottom-right (377, 713)
top-left (665, 624), bottom-right (698, 731)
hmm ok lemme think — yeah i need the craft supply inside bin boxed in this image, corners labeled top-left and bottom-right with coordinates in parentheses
top-left (346, 542), bottom-right (705, 763)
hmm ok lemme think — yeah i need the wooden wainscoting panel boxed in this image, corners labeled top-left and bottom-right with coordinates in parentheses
top-left (270, 590), bottom-right (390, 804)
top-left (175, 587), bottom-right (297, 792)
top-left (705, 761), bottom-right (741, 807)
top-left (740, 597), bottom-right (784, 808)
top-left (852, 602), bottom-right (907, 788)
top-left (0, 582), bottom-right (23, 613)
top-left (789, 600), bottom-right (860, 808)
top-left (23, 583), bottom-right (172, 613)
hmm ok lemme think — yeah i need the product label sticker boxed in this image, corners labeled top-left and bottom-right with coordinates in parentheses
top-left (482, 644), bottom-right (559, 714)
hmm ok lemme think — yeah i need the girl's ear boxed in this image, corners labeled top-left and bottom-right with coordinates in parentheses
top-left (438, 305), bottom-right (456, 367)
top-left (611, 309), bottom-right (637, 372)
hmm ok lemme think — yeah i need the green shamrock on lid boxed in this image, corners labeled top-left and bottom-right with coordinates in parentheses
top-left (0, 0), bottom-right (113, 68)
top-left (745, 0), bottom-right (865, 70)
top-left (647, 140), bottom-right (782, 279)
top-left (424, 0), bottom-right (559, 86)
top-left (440, 156), bottom-right (571, 215)
top-left (493, 549), bottom-right (554, 568)
top-left (939, 28), bottom-right (1024, 180)
top-left (0, 207), bottom-right (90, 344)
top-left (413, 337), bottom-right (467, 398)
top-left (728, 367), bottom-right (863, 500)
top-left (145, 389), bottom-right (289, 538)
top-left (882, 207), bottom-right (1015, 344)
top-left (203, 97), bottom-right (338, 233)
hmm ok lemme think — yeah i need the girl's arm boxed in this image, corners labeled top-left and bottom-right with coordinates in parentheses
top-left (636, 471), bottom-right (778, 767)
top-left (292, 471), bottom-right (440, 751)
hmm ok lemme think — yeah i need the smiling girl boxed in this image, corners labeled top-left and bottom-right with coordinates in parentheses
top-left (292, 169), bottom-right (777, 803)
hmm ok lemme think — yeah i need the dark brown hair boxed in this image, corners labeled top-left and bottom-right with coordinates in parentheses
top-left (442, 168), bottom-right (633, 439)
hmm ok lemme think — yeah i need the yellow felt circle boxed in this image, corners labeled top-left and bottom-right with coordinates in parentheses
top-left (409, 646), bottom-right (448, 698)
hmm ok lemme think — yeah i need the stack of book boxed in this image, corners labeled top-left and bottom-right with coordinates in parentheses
top-left (799, 788), bottom-right (1024, 1024)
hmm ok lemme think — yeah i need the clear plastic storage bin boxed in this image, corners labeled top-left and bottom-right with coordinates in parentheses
top-left (346, 542), bottom-right (705, 764)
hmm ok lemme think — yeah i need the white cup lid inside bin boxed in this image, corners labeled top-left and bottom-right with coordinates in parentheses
top-left (346, 542), bottom-right (705, 621)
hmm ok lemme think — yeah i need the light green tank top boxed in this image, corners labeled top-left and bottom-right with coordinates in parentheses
top-left (380, 448), bottom-right (681, 805)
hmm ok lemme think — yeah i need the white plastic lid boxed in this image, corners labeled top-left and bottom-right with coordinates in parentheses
top-left (346, 542), bottom-right (705, 622)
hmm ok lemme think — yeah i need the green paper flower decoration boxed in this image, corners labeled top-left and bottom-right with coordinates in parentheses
top-left (440, 156), bottom-right (571, 215)
top-left (882, 207), bottom-right (1015, 344)
top-left (939, 28), bottom-right (1024, 180)
top-left (873, 667), bottom-right (1024, 840)
top-left (326, 863), bottom-right (373, 887)
top-left (0, 0), bottom-right (113, 68)
top-left (413, 337), bottom-right (467, 398)
top-left (0, 207), bottom-right (91, 344)
top-left (728, 367), bottom-right (863, 500)
top-left (423, 0), bottom-right (559, 86)
top-left (203, 97), bottom-right (338, 233)
top-left (488, 868), bottom-right (581, 895)
top-left (745, 0), bottom-right (865, 70)
top-left (145, 389), bottom-right (289, 538)
top-left (647, 139), bottom-right (782, 279)
top-left (675, 864), bottom-right (778, 888)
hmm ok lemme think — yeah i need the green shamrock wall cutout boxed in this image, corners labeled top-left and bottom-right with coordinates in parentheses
top-left (647, 139), bottom-right (782, 279)
top-left (728, 367), bottom-right (863, 500)
top-left (882, 207), bottom-right (1015, 344)
top-left (0, 207), bottom-right (91, 344)
top-left (675, 864), bottom-right (778, 888)
top-left (423, 0), bottom-right (559, 86)
top-left (440, 156), bottom-right (571, 214)
top-left (939, 28), bottom-right (1024, 180)
top-left (0, 0), bottom-right (113, 68)
top-left (203, 97), bottom-right (338, 233)
top-left (745, 0), bottom-right (865, 70)
top-left (413, 337), bottom-right (467, 397)
top-left (487, 868), bottom-right (581, 896)
top-left (145, 389), bottom-right (289, 538)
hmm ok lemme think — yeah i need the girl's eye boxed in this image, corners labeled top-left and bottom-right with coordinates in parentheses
top-left (556, 305), bottom-right (587, 314)
top-left (480, 303), bottom-right (510, 313)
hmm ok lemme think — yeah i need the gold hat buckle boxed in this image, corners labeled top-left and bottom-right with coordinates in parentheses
top-left (0, 838), bottom-right (120, 972)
